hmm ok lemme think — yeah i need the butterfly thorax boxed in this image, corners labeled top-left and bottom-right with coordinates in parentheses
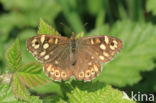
top-left (70, 34), bottom-right (76, 40)
top-left (70, 35), bottom-right (77, 53)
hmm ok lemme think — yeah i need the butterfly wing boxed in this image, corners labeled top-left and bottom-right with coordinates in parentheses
top-left (27, 35), bottom-right (73, 81)
top-left (73, 35), bottom-right (122, 82)
top-left (27, 35), bottom-right (122, 82)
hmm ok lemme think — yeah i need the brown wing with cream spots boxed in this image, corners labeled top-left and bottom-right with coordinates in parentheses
top-left (78, 35), bottom-right (122, 63)
top-left (27, 34), bottom-right (73, 81)
top-left (42, 44), bottom-right (73, 81)
top-left (73, 47), bottom-right (102, 82)
top-left (26, 34), bottom-right (69, 63)
top-left (73, 35), bottom-right (122, 82)
top-left (43, 56), bottom-right (73, 82)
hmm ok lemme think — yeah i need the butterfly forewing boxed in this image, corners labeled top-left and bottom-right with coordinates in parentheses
top-left (79, 35), bottom-right (122, 62)
top-left (26, 35), bottom-right (69, 62)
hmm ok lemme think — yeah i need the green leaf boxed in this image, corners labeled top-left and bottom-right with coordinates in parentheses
top-left (18, 62), bottom-right (42, 73)
top-left (12, 73), bottom-right (43, 102)
top-left (87, 0), bottom-right (105, 15)
top-left (0, 84), bottom-right (24, 103)
top-left (31, 82), bottom-right (63, 97)
top-left (28, 96), bottom-right (43, 103)
top-left (0, 83), bottom-right (42, 103)
top-left (76, 32), bottom-right (84, 39)
top-left (0, 39), bottom-right (13, 73)
top-left (0, 12), bottom-right (26, 42)
top-left (90, 20), bottom-right (156, 87)
top-left (18, 29), bottom-right (37, 63)
top-left (66, 83), bottom-right (135, 103)
top-left (6, 39), bottom-right (22, 72)
top-left (6, 39), bottom-right (50, 102)
top-left (12, 73), bottom-right (30, 101)
top-left (11, 62), bottom-right (49, 101)
top-left (146, 0), bottom-right (156, 16)
top-left (128, 69), bottom-right (156, 93)
top-left (38, 18), bottom-right (60, 35)
top-left (0, 0), bottom-right (61, 27)
top-left (17, 62), bottom-right (50, 88)
top-left (58, 0), bottom-right (85, 33)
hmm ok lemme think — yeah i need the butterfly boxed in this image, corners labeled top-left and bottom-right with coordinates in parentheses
top-left (26, 34), bottom-right (122, 82)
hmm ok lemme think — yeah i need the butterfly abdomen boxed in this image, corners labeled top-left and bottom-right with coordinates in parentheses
top-left (69, 39), bottom-right (77, 66)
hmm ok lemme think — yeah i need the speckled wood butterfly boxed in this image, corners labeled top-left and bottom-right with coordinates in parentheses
top-left (27, 34), bottom-right (122, 82)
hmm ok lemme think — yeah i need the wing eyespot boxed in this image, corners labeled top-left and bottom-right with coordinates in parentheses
top-left (35, 41), bottom-right (39, 45)
top-left (111, 42), bottom-right (114, 46)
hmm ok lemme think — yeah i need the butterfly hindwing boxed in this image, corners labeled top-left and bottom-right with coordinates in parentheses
top-left (73, 48), bottom-right (102, 82)
top-left (43, 59), bottom-right (73, 81)
top-left (43, 46), bottom-right (73, 81)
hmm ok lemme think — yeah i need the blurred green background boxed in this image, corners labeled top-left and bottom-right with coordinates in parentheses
top-left (0, 0), bottom-right (156, 103)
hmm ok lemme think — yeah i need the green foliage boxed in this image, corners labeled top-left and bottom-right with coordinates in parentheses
top-left (12, 73), bottom-right (30, 100)
top-left (0, 84), bottom-right (25, 103)
top-left (0, 84), bottom-right (43, 103)
top-left (38, 19), bottom-right (60, 35)
top-left (31, 82), bottom-right (63, 97)
top-left (90, 20), bottom-right (156, 87)
top-left (67, 85), bottom-right (134, 103)
top-left (55, 82), bottom-right (135, 103)
top-left (128, 69), bottom-right (156, 93)
top-left (58, 0), bottom-right (85, 33)
top-left (5, 38), bottom-right (51, 102)
top-left (87, 0), bottom-right (106, 27)
top-left (76, 32), bottom-right (84, 39)
top-left (0, 0), bottom-right (61, 72)
top-left (146, 0), bottom-right (156, 16)
top-left (6, 39), bottom-right (21, 71)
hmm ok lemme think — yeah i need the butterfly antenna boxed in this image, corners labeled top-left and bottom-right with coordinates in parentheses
top-left (81, 22), bottom-right (88, 32)
top-left (83, 22), bottom-right (88, 27)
